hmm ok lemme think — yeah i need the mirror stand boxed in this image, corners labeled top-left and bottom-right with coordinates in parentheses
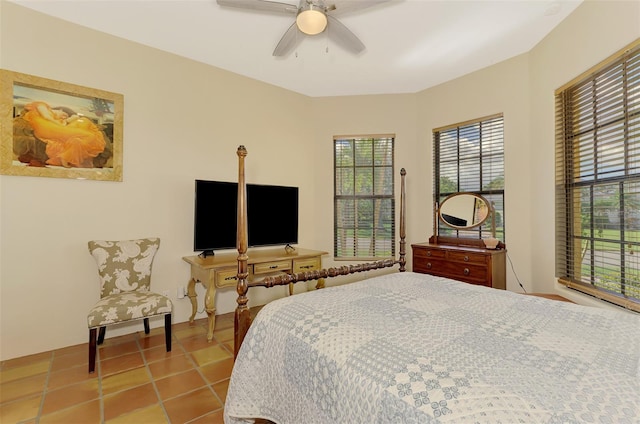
top-left (432, 192), bottom-right (504, 250)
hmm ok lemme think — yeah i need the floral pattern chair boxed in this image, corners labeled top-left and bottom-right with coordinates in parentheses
top-left (87, 238), bottom-right (172, 373)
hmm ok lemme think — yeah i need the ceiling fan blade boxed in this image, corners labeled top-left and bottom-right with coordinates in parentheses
top-left (217, 0), bottom-right (297, 14)
top-left (327, 0), bottom-right (391, 17)
top-left (273, 22), bottom-right (302, 57)
top-left (326, 15), bottom-right (365, 54)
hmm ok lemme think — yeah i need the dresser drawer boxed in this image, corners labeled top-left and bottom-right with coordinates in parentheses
top-left (254, 260), bottom-right (292, 275)
top-left (413, 247), bottom-right (446, 259)
top-left (447, 251), bottom-right (486, 265)
top-left (215, 267), bottom-right (240, 288)
top-left (414, 258), bottom-right (489, 286)
top-left (442, 262), bottom-right (489, 286)
top-left (293, 257), bottom-right (321, 273)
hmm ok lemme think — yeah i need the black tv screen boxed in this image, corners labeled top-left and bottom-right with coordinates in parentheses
top-left (194, 180), bottom-right (299, 255)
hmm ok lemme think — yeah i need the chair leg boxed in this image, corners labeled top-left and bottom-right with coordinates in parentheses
top-left (97, 326), bottom-right (106, 345)
top-left (89, 328), bottom-right (97, 374)
top-left (165, 314), bottom-right (172, 352)
top-left (144, 318), bottom-right (150, 335)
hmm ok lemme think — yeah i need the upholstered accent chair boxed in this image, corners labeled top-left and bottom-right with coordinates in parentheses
top-left (87, 238), bottom-right (172, 373)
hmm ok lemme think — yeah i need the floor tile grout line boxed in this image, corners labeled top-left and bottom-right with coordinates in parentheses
top-left (136, 335), bottom-right (173, 424)
top-left (184, 404), bottom-right (225, 424)
top-left (166, 325), bottom-right (233, 422)
top-left (182, 336), bottom-right (227, 414)
top-left (35, 343), bottom-right (104, 422)
top-left (36, 397), bottom-right (101, 422)
top-left (99, 332), bottom-right (180, 422)
top-left (33, 350), bottom-right (55, 424)
top-left (153, 332), bottom-right (225, 423)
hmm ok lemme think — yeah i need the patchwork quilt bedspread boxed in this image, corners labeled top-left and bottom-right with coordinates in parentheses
top-left (224, 272), bottom-right (640, 423)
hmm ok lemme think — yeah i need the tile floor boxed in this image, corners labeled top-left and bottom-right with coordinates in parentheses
top-left (0, 310), bottom-right (259, 424)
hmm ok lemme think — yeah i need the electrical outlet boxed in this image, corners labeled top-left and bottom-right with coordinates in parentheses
top-left (162, 290), bottom-right (170, 298)
top-left (177, 286), bottom-right (185, 299)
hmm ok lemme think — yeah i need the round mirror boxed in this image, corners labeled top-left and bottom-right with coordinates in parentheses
top-left (438, 192), bottom-right (492, 230)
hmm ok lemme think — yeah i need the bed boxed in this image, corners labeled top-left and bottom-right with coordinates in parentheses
top-left (225, 146), bottom-right (640, 423)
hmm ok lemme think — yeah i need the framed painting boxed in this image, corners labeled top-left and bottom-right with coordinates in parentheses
top-left (0, 70), bottom-right (123, 181)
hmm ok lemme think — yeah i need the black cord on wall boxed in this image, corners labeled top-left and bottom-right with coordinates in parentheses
top-left (506, 252), bottom-right (527, 293)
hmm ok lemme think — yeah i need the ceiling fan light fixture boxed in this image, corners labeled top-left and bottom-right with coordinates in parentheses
top-left (296, 6), bottom-right (327, 35)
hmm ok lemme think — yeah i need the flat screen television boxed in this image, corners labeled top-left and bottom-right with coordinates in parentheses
top-left (194, 180), bottom-right (299, 256)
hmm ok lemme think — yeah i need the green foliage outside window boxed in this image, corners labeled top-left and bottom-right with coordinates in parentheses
top-left (334, 137), bottom-right (394, 259)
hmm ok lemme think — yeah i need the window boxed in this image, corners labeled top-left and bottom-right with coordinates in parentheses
top-left (334, 135), bottom-right (395, 260)
top-left (433, 115), bottom-right (505, 240)
top-left (555, 40), bottom-right (640, 312)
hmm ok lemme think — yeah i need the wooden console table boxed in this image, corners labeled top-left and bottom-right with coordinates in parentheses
top-left (182, 247), bottom-right (327, 341)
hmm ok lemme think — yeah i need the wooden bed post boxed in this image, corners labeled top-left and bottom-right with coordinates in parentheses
top-left (233, 155), bottom-right (408, 356)
top-left (234, 145), bottom-right (250, 359)
top-left (399, 168), bottom-right (407, 272)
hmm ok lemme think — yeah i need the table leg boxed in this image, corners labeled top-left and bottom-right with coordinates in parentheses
top-left (315, 278), bottom-right (325, 289)
top-left (187, 278), bottom-right (198, 323)
top-left (204, 280), bottom-right (216, 342)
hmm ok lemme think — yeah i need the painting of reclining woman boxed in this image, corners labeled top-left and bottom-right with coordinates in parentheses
top-left (0, 70), bottom-right (123, 181)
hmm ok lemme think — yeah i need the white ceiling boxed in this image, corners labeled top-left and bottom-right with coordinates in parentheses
top-left (10, 0), bottom-right (583, 97)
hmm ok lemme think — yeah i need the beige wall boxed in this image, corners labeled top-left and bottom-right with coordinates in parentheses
top-left (309, 94), bottom-right (420, 284)
top-left (1, 0), bottom-right (638, 360)
top-left (529, 0), bottom-right (640, 306)
top-left (416, 55), bottom-right (533, 293)
top-left (413, 0), bottom-right (638, 302)
top-left (0, 2), bottom-right (318, 360)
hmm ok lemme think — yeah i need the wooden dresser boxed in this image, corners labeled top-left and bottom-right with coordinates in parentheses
top-left (412, 241), bottom-right (506, 289)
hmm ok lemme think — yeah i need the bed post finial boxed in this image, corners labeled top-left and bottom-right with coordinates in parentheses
top-left (399, 168), bottom-right (407, 272)
top-left (235, 145), bottom-right (250, 358)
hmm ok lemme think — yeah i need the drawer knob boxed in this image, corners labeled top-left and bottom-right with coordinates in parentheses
top-left (426, 262), bottom-right (432, 269)
top-left (463, 255), bottom-right (469, 262)
top-left (463, 268), bottom-right (470, 276)
top-left (269, 265), bottom-right (278, 269)
top-left (426, 251), bottom-right (431, 257)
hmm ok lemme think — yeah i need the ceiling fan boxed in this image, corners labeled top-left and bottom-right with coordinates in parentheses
top-left (216, 0), bottom-right (390, 56)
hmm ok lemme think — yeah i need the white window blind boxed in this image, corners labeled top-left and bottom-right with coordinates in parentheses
top-left (334, 136), bottom-right (395, 259)
top-left (555, 40), bottom-right (640, 312)
top-left (434, 115), bottom-right (505, 240)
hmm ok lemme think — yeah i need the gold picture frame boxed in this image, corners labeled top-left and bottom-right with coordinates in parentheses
top-left (0, 70), bottom-right (123, 181)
